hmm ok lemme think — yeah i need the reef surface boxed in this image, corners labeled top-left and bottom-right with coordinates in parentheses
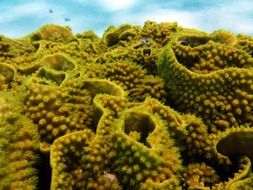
top-left (0, 21), bottom-right (253, 190)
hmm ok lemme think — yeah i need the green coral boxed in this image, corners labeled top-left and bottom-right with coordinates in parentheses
top-left (50, 130), bottom-right (96, 189)
top-left (0, 35), bottom-right (36, 62)
top-left (183, 162), bottom-right (220, 189)
top-left (0, 93), bottom-right (39, 189)
top-left (157, 30), bottom-right (253, 130)
top-left (84, 61), bottom-right (167, 102)
top-left (236, 34), bottom-right (253, 57)
top-left (109, 97), bottom-right (182, 189)
top-left (29, 24), bottom-right (76, 43)
top-left (50, 93), bottom-right (182, 190)
top-left (0, 21), bottom-right (253, 190)
top-left (0, 62), bottom-right (15, 90)
top-left (98, 20), bottom-right (180, 75)
top-left (22, 77), bottom-right (125, 150)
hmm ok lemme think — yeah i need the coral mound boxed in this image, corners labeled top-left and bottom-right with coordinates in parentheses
top-left (0, 21), bottom-right (253, 190)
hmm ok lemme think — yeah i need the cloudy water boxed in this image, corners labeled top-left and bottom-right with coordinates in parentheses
top-left (0, 0), bottom-right (252, 38)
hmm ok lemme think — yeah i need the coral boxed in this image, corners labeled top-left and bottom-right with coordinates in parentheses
top-left (37, 53), bottom-right (76, 72)
top-left (0, 97), bottom-right (9, 117)
top-left (0, 62), bottom-right (15, 90)
top-left (236, 34), bottom-right (253, 57)
top-left (50, 93), bottom-right (183, 190)
top-left (50, 130), bottom-right (95, 189)
top-left (169, 29), bottom-right (253, 73)
top-left (212, 156), bottom-right (252, 190)
top-left (0, 21), bottom-right (253, 190)
top-left (228, 174), bottom-right (253, 190)
top-left (183, 162), bottom-right (220, 189)
top-left (141, 20), bottom-right (179, 46)
top-left (91, 95), bottom-right (182, 189)
top-left (0, 35), bottom-right (36, 62)
top-left (103, 24), bottom-right (139, 47)
top-left (32, 40), bottom-right (92, 66)
top-left (183, 157), bottom-right (252, 190)
top-left (17, 53), bottom-right (77, 76)
top-left (35, 67), bottom-right (67, 85)
top-left (109, 100), bottom-right (183, 189)
top-left (95, 43), bottom-right (161, 75)
top-left (206, 127), bottom-right (253, 189)
top-left (84, 61), bottom-right (167, 102)
top-left (157, 31), bottom-right (253, 130)
top-left (22, 81), bottom-right (92, 145)
top-left (99, 21), bottom-right (178, 74)
top-left (22, 77), bottom-right (126, 149)
top-left (0, 93), bottom-right (39, 190)
top-left (182, 126), bottom-right (253, 190)
top-left (215, 127), bottom-right (253, 162)
top-left (178, 114), bottom-right (231, 166)
top-left (29, 25), bottom-right (76, 43)
top-left (86, 173), bottom-right (123, 190)
top-left (50, 94), bottom-right (126, 189)
top-left (76, 30), bottom-right (105, 57)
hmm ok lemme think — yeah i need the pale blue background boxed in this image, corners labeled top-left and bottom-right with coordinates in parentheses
top-left (0, 0), bottom-right (252, 38)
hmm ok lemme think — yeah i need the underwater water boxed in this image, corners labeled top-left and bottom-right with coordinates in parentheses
top-left (0, 0), bottom-right (253, 37)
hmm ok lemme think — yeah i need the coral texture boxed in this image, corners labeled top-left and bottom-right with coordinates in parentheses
top-left (0, 21), bottom-right (253, 190)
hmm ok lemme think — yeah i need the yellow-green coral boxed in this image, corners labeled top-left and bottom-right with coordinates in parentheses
top-left (157, 31), bottom-right (253, 130)
top-left (50, 130), bottom-right (95, 189)
top-left (109, 98), bottom-right (182, 189)
top-left (171, 30), bottom-right (253, 73)
top-left (183, 162), bottom-right (220, 189)
top-left (29, 25), bottom-right (76, 43)
top-left (22, 77), bottom-right (126, 149)
top-left (98, 20), bottom-right (180, 74)
top-left (0, 35), bottom-right (36, 63)
top-left (0, 21), bottom-right (253, 190)
top-left (84, 61), bottom-right (167, 102)
top-left (50, 93), bottom-right (182, 190)
top-left (0, 93), bottom-right (39, 190)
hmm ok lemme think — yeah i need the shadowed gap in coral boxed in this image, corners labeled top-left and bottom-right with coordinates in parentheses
top-left (124, 112), bottom-right (155, 147)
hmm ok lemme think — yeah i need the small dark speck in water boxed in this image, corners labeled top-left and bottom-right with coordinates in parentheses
top-left (64, 18), bottom-right (71, 22)
top-left (49, 9), bottom-right (53, 13)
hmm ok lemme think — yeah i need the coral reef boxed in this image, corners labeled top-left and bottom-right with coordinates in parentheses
top-left (0, 21), bottom-right (253, 189)
top-left (157, 29), bottom-right (253, 131)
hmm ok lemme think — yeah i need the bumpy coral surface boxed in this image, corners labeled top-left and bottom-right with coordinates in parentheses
top-left (157, 29), bottom-right (253, 131)
top-left (0, 21), bottom-right (253, 190)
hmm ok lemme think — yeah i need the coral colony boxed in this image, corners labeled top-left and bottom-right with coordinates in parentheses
top-left (0, 21), bottom-right (253, 190)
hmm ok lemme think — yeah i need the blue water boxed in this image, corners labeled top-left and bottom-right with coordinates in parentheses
top-left (0, 0), bottom-right (252, 38)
